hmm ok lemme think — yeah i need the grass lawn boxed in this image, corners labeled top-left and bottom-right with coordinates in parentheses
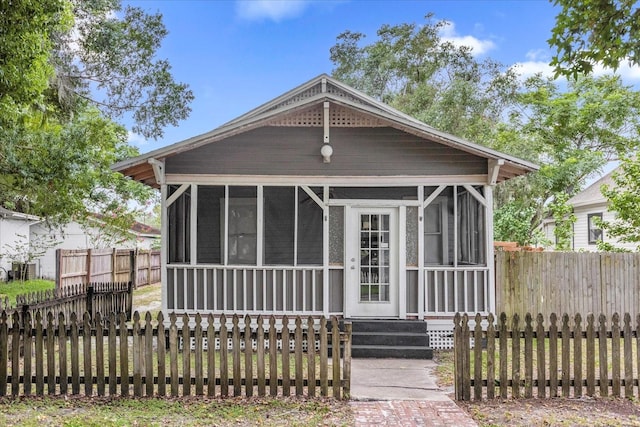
top-left (0, 395), bottom-right (353, 426)
top-left (0, 280), bottom-right (55, 305)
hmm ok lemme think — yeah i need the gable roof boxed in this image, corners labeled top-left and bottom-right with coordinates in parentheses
top-left (568, 167), bottom-right (618, 208)
top-left (113, 74), bottom-right (538, 187)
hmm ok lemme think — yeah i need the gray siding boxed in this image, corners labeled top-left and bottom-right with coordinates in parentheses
top-left (166, 127), bottom-right (487, 176)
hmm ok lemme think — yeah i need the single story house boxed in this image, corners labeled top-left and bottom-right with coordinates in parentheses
top-left (113, 74), bottom-right (536, 344)
top-left (541, 166), bottom-right (637, 251)
top-left (0, 207), bottom-right (40, 280)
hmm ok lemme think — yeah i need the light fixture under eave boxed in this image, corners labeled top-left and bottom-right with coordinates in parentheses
top-left (321, 143), bottom-right (333, 163)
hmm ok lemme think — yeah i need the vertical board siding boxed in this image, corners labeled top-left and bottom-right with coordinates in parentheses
top-left (454, 312), bottom-right (640, 401)
top-left (57, 249), bottom-right (161, 289)
top-left (0, 312), bottom-right (350, 399)
top-left (496, 251), bottom-right (640, 320)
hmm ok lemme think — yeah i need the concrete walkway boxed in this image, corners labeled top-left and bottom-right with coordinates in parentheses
top-left (349, 359), bottom-right (477, 427)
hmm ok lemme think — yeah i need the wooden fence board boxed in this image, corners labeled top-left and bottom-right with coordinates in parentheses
top-left (496, 252), bottom-right (640, 320)
top-left (455, 311), bottom-right (640, 402)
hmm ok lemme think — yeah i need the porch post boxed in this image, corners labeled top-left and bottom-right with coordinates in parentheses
top-left (485, 185), bottom-right (496, 315)
top-left (399, 206), bottom-right (407, 319)
top-left (417, 186), bottom-right (425, 319)
top-left (322, 186), bottom-right (329, 316)
top-left (160, 184), bottom-right (168, 314)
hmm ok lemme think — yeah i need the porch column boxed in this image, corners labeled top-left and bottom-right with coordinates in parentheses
top-left (160, 184), bottom-right (168, 314)
top-left (322, 186), bottom-right (329, 316)
top-left (485, 184), bottom-right (496, 315)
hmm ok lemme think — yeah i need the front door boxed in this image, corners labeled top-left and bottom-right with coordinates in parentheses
top-left (346, 207), bottom-right (399, 318)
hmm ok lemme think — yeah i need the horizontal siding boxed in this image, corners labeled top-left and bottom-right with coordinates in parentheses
top-left (573, 205), bottom-right (637, 251)
top-left (165, 126), bottom-right (487, 177)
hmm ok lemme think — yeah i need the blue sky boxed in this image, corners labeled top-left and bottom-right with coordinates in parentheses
top-left (124, 0), bottom-right (640, 152)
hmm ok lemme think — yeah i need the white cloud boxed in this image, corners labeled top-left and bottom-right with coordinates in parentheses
top-left (511, 50), bottom-right (640, 82)
top-left (438, 21), bottom-right (495, 56)
top-left (236, 0), bottom-right (310, 22)
top-left (591, 61), bottom-right (640, 81)
top-left (127, 131), bottom-right (147, 147)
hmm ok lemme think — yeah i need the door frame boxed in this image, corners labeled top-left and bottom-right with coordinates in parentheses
top-left (344, 206), bottom-right (401, 318)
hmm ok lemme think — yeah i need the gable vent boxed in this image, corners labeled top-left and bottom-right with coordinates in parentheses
top-left (267, 104), bottom-right (386, 127)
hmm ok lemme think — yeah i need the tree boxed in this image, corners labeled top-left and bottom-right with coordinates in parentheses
top-left (0, 0), bottom-right (192, 236)
top-left (599, 157), bottom-right (640, 251)
top-left (52, 0), bottom-right (194, 139)
top-left (549, 0), bottom-right (640, 78)
top-left (493, 74), bottom-right (640, 248)
top-left (330, 14), bottom-right (521, 146)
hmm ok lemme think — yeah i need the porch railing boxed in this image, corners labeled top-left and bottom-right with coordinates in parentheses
top-left (424, 266), bottom-right (490, 316)
top-left (167, 266), bottom-right (324, 316)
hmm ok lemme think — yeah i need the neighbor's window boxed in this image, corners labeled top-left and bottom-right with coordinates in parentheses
top-left (588, 213), bottom-right (603, 244)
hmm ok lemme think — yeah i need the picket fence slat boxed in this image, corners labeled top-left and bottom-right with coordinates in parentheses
top-left (0, 310), bottom-right (350, 399)
top-left (454, 311), bottom-right (640, 401)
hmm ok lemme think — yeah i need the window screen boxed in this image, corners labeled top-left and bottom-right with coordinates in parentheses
top-left (168, 185), bottom-right (190, 263)
top-left (264, 187), bottom-right (295, 265)
top-left (297, 187), bottom-right (323, 265)
top-left (197, 186), bottom-right (223, 264)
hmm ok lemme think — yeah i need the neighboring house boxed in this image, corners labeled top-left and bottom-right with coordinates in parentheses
top-left (113, 74), bottom-right (536, 345)
top-left (541, 167), bottom-right (636, 251)
top-left (31, 218), bottom-right (160, 279)
top-left (0, 207), bottom-right (40, 279)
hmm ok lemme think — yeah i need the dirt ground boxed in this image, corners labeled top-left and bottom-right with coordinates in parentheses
top-left (457, 397), bottom-right (640, 427)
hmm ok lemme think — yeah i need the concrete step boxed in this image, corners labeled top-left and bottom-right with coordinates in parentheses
top-left (351, 345), bottom-right (433, 359)
top-left (352, 331), bottom-right (430, 347)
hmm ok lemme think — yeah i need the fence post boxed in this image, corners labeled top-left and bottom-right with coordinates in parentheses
top-left (130, 250), bottom-right (138, 289)
top-left (86, 248), bottom-right (92, 284)
top-left (86, 284), bottom-right (94, 320)
top-left (111, 248), bottom-right (117, 283)
top-left (55, 249), bottom-right (61, 290)
top-left (453, 312), bottom-right (463, 401)
top-left (126, 281), bottom-right (133, 320)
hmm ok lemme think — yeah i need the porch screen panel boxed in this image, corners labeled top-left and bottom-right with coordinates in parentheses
top-left (457, 187), bottom-right (486, 265)
top-left (424, 187), bottom-right (454, 266)
top-left (263, 186), bottom-right (295, 265)
top-left (168, 185), bottom-right (190, 263)
top-left (297, 187), bottom-right (323, 265)
top-left (197, 186), bottom-right (224, 264)
top-left (227, 186), bottom-right (257, 265)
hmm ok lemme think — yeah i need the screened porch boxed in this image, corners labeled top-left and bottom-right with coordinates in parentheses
top-left (163, 183), bottom-right (494, 318)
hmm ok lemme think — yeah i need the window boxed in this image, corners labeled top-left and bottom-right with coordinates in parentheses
top-left (168, 185), bottom-right (190, 263)
top-left (588, 213), bottom-right (603, 244)
top-left (423, 185), bottom-right (486, 267)
top-left (171, 185), bottom-right (324, 267)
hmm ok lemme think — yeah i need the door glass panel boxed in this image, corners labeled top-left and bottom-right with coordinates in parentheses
top-left (359, 213), bottom-right (390, 303)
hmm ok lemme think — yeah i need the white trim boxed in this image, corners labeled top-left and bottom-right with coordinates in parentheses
top-left (223, 185), bottom-right (229, 266)
top-left (190, 184), bottom-right (198, 266)
top-left (485, 185), bottom-right (496, 314)
top-left (294, 187), bottom-right (298, 266)
top-left (399, 205), bottom-right (407, 319)
top-left (488, 159), bottom-right (504, 185)
top-left (166, 183), bottom-right (190, 207)
top-left (327, 199), bottom-right (420, 207)
top-left (463, 184), bottom-right (487, 207)
top-left (148, 158), bottom-right (165, 185)
top-left (423, 185), bottom-right (447, 208)
top-left (300, 185), bottom-right (325, 208)
top-left (322, 198), bottom-right (330, 317)
top-left (453, 186), bottom-right (458, 268)
top-left (256, 185), bottom-right (264, 268)
top-left (160, 184), bottom-right (168, 315)
top-left (165, 174), bottom-right (489, 186)
top-left (417, 186), bottom-right (425, 319)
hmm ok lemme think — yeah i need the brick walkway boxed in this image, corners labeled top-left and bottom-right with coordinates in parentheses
top-left (350, 400), bottom-right (478, 427)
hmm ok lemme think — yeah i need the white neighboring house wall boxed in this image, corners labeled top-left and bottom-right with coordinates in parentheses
top-left (543, 167), bottom-right (638, 251)
top-left (31, 220), bottom-right (160, 280)
top-left (0, 208), bottom-right (40, 276)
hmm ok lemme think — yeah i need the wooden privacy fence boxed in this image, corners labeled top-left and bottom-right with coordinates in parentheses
top-left (56, 249), bottom-right (160, 289)
top-left (454, 312), bottom-right (640, 401)
top-left (0, 311), bottom-right (351, 399)
top-left (0, 282), bottom-right (132, 325)
top-left (496, 251), bottom-right (640, 319)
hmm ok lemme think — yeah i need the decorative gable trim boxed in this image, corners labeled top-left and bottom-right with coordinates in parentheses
top-left (266, 103), bottom-right (386, 127)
